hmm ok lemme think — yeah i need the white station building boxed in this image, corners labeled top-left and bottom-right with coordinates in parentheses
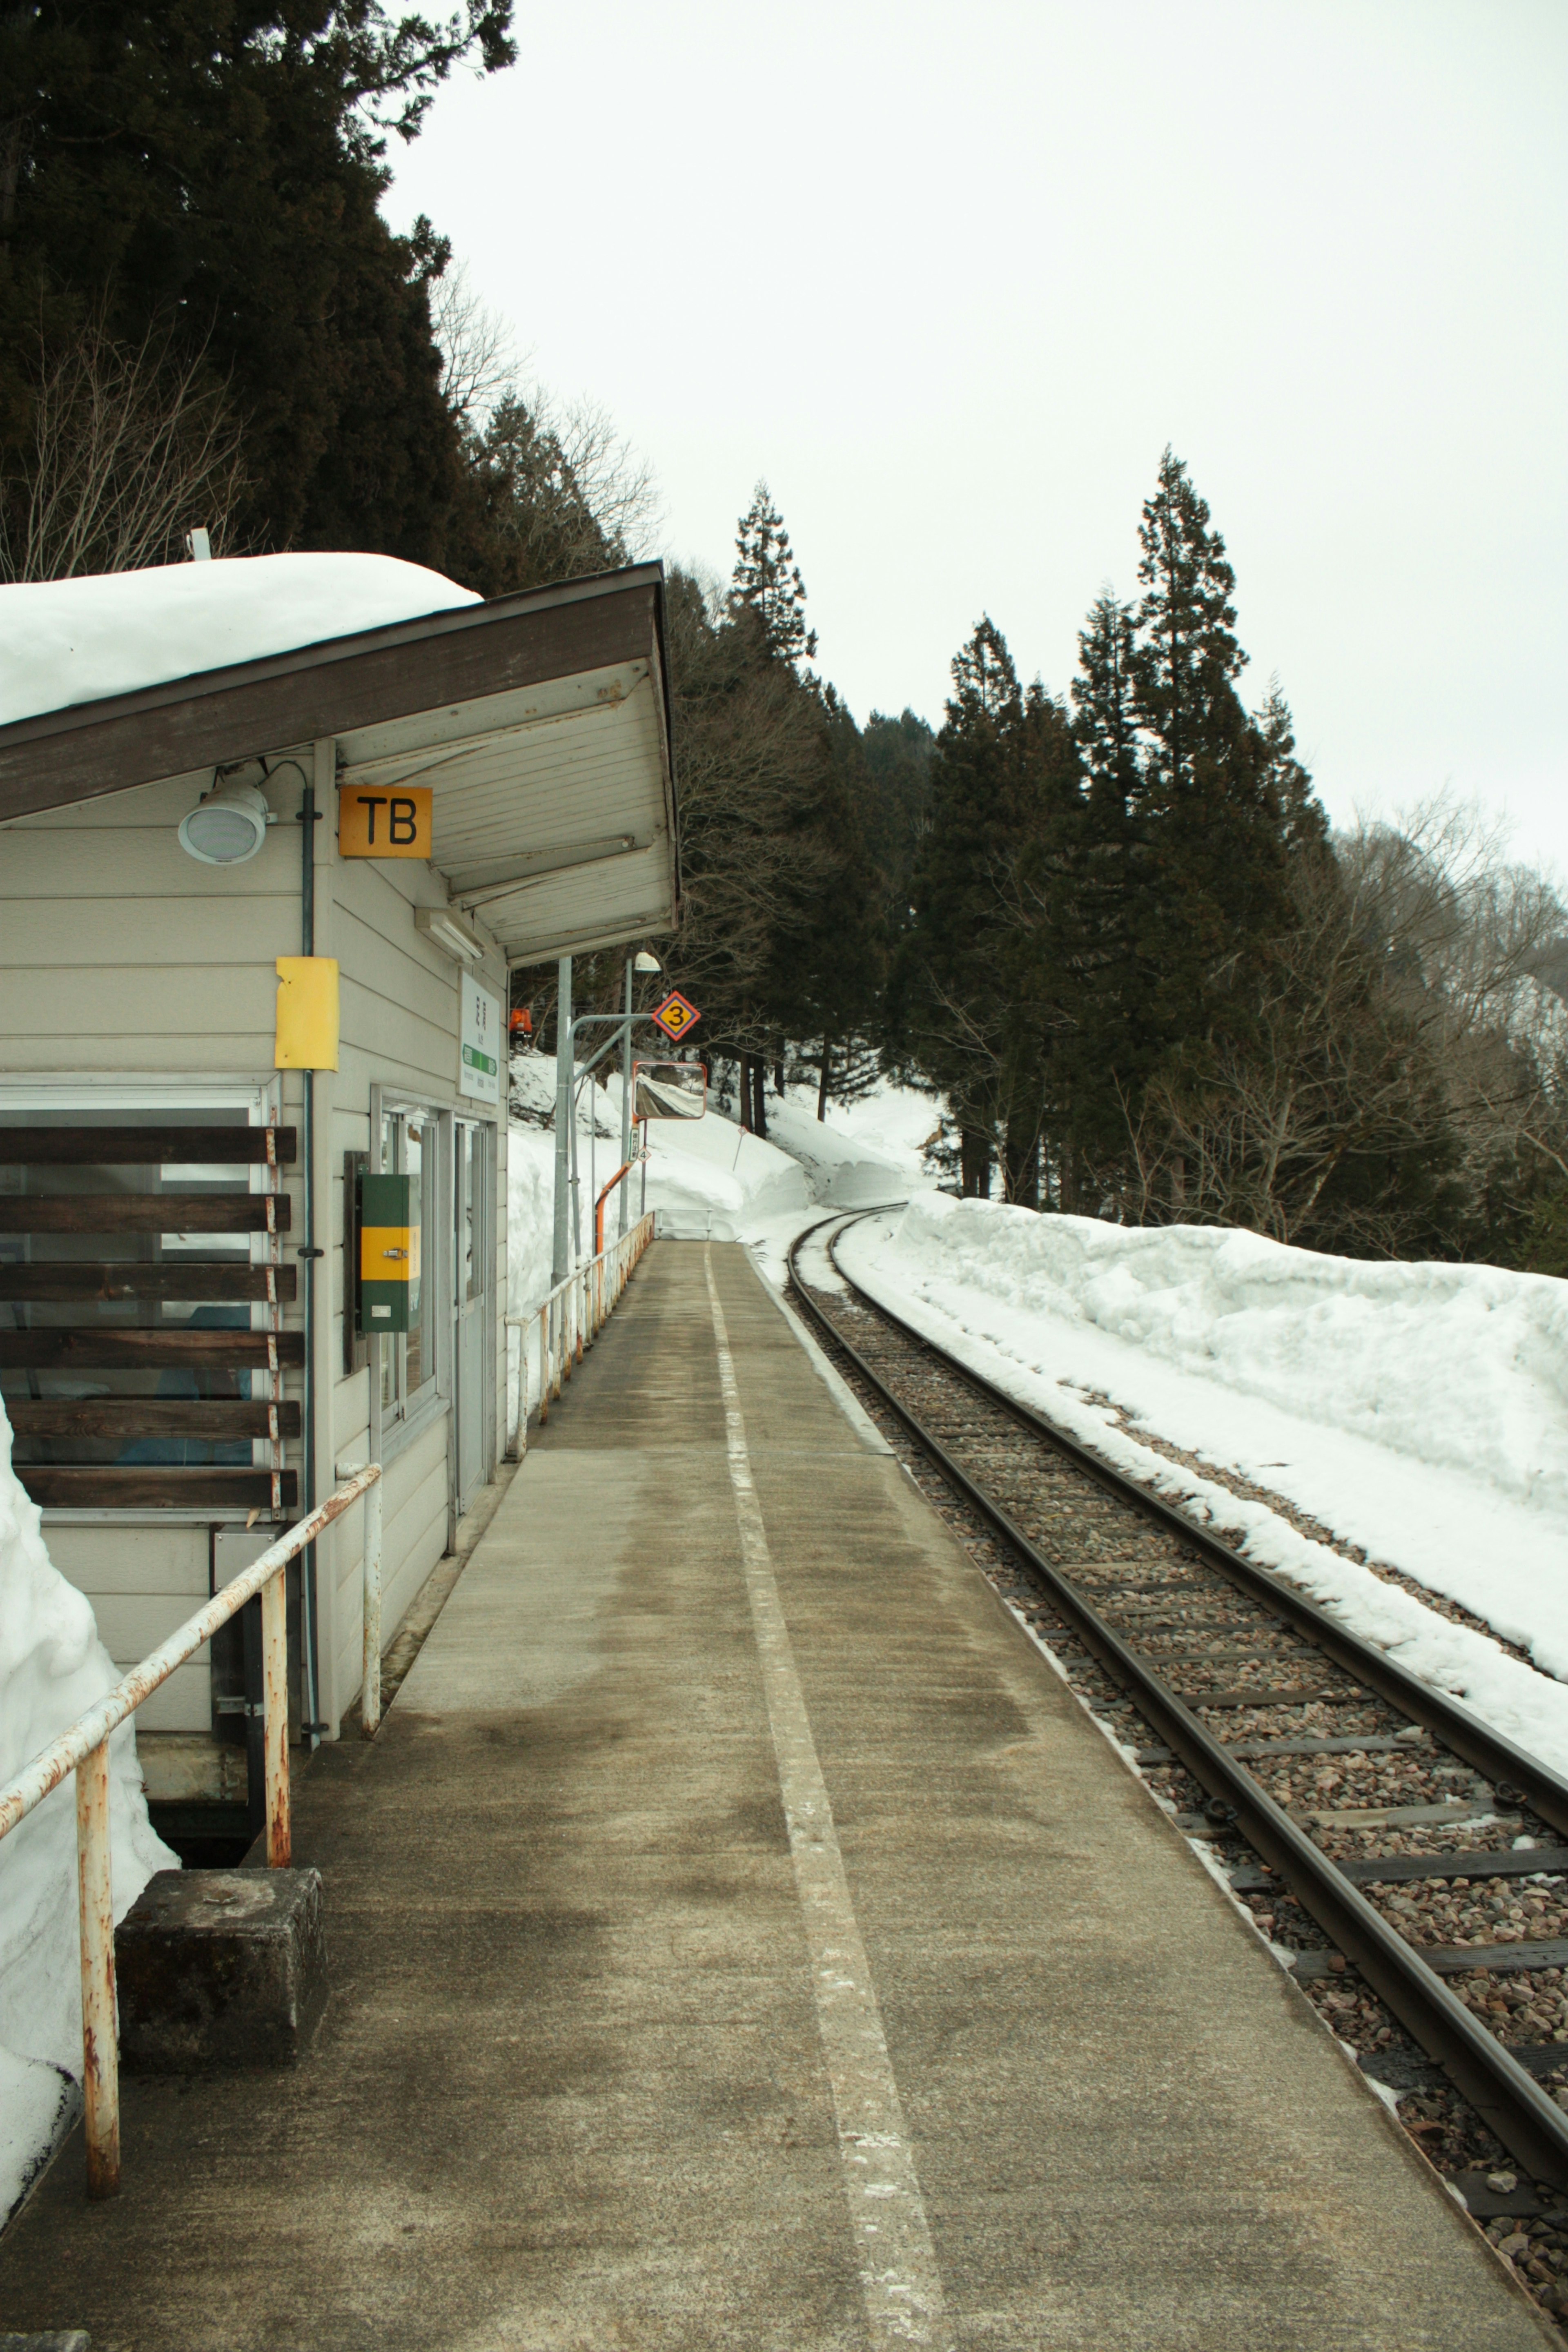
top-left (0, 553), bottom-right (677, 1822)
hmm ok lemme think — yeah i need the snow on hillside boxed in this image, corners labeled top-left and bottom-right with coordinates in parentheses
top-left (0, 1402), bottom-right (174, 2224)
top-left (507, 1052), bottom-right (810, 1265)
top-left (764, 1087), bottom-right (936, 1207)
top-left (838, 1196), bottom-right (1568, 1771)
top-left (0, 553), bottom-right (479, 726)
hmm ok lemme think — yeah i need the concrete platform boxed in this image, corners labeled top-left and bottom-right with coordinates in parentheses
top-left (0, 1242), bottom-right (1553, 2350)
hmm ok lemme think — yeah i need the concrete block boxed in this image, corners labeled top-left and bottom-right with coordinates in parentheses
top-left (116, 1869), bottom-right (326, 2073)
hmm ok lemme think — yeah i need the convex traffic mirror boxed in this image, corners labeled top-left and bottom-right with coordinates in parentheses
top-left (633, 1061), bottom-right (706, 1120)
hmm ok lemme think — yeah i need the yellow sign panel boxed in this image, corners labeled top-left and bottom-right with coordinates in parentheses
top-left (274, 957), bottom-right (340, 1071)
top-left (651, 990), bottom-right (701, 1042)
top-left (361, 1225), bottom-right (420, 1283)
top-left (339, 785), bottom-right (433, 859)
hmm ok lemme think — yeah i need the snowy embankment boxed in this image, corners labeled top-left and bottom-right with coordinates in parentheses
top-left (0, 1404), bottom-right (174, 2225)
top-left (506, 1053), bottom-right (811, 1287)
top-left (502, 1063), bottom-right (936, 1372)
top-left (762, 1091), bottom-right (935, 1208)
top-left (838, 1196), bottom-right (1568, 1775)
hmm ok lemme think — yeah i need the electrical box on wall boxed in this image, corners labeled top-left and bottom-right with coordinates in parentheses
top-left (358, 1172), bottom-right (416, 1334)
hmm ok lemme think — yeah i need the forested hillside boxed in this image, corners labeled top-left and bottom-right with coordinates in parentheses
top-left (4, 3), bottom-right (1562, 1269)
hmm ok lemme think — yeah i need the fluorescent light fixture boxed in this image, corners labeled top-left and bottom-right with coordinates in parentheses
top-left (415, 906), bottom-right (485, 964)
top-left (634, 950), bottom-right (662, 972)
top-left (177, 780), bottom-right (271, 865)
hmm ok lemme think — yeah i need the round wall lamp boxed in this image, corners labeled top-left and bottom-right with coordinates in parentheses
top-left (178, 779), bottom-right (274, 866)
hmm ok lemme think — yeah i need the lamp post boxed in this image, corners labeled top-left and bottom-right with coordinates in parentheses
top-left (622, 951), bottom-right (662, 1236)
top-left (551, 958), bottom-right (573, 1287)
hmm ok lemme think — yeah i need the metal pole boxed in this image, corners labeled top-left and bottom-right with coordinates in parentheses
top-left (76, 1739), bottom-right (118, 2200)
top-left (552, 956), bottom-right (572, 1286)
top-left (569, 1076), bottom-right (581, 1268)
top-left (263, 1568), bottom-right (291, 1866)
top-left (298, 772), bottom-right (322, 1749)
top-left (360, 1475), bottom-right (383, 1738)
top-left (619, 958), bottom-right (633, 1239)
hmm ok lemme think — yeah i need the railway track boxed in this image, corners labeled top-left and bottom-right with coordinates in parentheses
top-left (788, 1208), bottom-right (1568, 2273)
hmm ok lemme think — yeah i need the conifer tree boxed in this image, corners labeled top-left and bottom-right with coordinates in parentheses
top-left (1127, 450), bottom-right (1296, 1065)
top-left (1253, 680), bottom-right (1330, 860)
top-left (731, 481), bottom-right (818, 666)
top-left (0, 4), bottom-right (514, 562)
top-left (657, 530), bottom-right (878, 1138)
top-left (861, 708), bottom-right (937, 928)
top-left (894, 618), bottom-right (1079, 1203)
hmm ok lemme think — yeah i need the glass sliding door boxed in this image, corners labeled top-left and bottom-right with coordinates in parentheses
top-left (453, 1120), bottom-right (492, 1512)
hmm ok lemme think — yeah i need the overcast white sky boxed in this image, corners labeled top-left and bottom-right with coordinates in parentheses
top-left (387, 0), bottom-right (1566, 871)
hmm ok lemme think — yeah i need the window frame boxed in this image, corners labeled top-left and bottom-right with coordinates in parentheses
top-left (368, 1087), bottom-right (452, 1467)
top-left (0, 1073), bottom-right (287, 1524)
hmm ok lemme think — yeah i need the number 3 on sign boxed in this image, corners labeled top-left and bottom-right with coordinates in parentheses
top-left (339, 786), bottom-right (433, 859)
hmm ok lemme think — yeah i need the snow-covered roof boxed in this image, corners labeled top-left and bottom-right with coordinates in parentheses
top-left (0, 552), bottom-right (480, 729)
top-left (0, 555), bottom-right (679, 967)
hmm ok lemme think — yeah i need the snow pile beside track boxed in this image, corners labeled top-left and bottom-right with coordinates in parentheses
top-left (838, 1197), bottom-right (1568, 1764)
top-left (636, 1108), bottom-right (811, 1238)
top-left (0, 1401), bottom-right (175, 2224)
top-left (764, 1085), bottom-right (936, 1207)
top-left (505, 1102), bottom-right (810, 1314)
top-left (881, 1198), bottom-right (1568, 1515)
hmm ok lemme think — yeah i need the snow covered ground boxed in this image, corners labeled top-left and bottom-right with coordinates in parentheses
top-left (763, 1086), bottom-right (939, 1207)
top-left (0, 552), bottom-right (478, 726)
top-left (502, 1058), bottom-right (1568, 1788)
top-left (837, 1196), bottom-right (1568, 1776)
top-left (503, 1060), bottom-right (939, 1332)
top-left (0, 1404), bottom-right (174, 2225)
top-left (507, 1053), bottom-right (812, 1278)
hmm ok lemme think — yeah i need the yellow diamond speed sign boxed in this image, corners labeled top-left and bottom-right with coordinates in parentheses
top-left (651, 991), bottom-right (701, 1042)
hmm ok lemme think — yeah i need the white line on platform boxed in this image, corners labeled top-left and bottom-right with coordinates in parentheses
top-left (704, 1247), bottom-right (954, 2352)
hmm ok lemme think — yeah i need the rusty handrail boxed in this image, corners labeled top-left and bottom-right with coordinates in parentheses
top-left (504, 1210), bottom-right (655, 1456)
top-left (0, 1460), bottom-right (382, 2200)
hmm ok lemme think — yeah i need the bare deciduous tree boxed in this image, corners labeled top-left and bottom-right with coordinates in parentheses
top-left (430, 262), bottom-right (518, 429)
top-left (431, 262), bottom-right (661, 578)
top-left (1122, 799), bottom-right (1568, 1254)
top-left (0, 312), bottom-right (250, 582)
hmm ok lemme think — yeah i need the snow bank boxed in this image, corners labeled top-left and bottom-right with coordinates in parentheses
top-left (0, 553), bottom-right (479, 726)
top-left (505, 1104), bottom-right (809, 1296)
top-left (506, 1052), bottom-right (811, 1276)
top-left (883, 1198), bottom-right (1568, 1513)
top-left (813, 1080), bottom-right (944, 1191)
top-left (839, 1198), bottom-right (1568, 1768)
top-left (764, 1093), bottom-right (925, 1207)
top-left (638, 1108), bottom-right (811, 1236)
top-left (0, 1401), bottom-right (174, 2223)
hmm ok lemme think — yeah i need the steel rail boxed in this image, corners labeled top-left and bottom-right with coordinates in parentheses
top-left (787, 1212), bottom-right (1568, 2187)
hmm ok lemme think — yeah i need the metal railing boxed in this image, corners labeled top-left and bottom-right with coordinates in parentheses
top-left (0, 1462), bottom-right (383, 2201)
top-left (505, 1211), bottom-right (655, 1457)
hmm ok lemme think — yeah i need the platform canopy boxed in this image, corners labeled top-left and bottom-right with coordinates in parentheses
top-left (0, 558), bottom-right (678, 964)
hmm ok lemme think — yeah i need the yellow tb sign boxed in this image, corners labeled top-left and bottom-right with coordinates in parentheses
top-left (339, 785), bottom-right (432, 858)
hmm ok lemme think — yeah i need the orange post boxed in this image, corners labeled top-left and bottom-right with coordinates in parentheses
top-left (595, 1161), bottom-right (636, 1255)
